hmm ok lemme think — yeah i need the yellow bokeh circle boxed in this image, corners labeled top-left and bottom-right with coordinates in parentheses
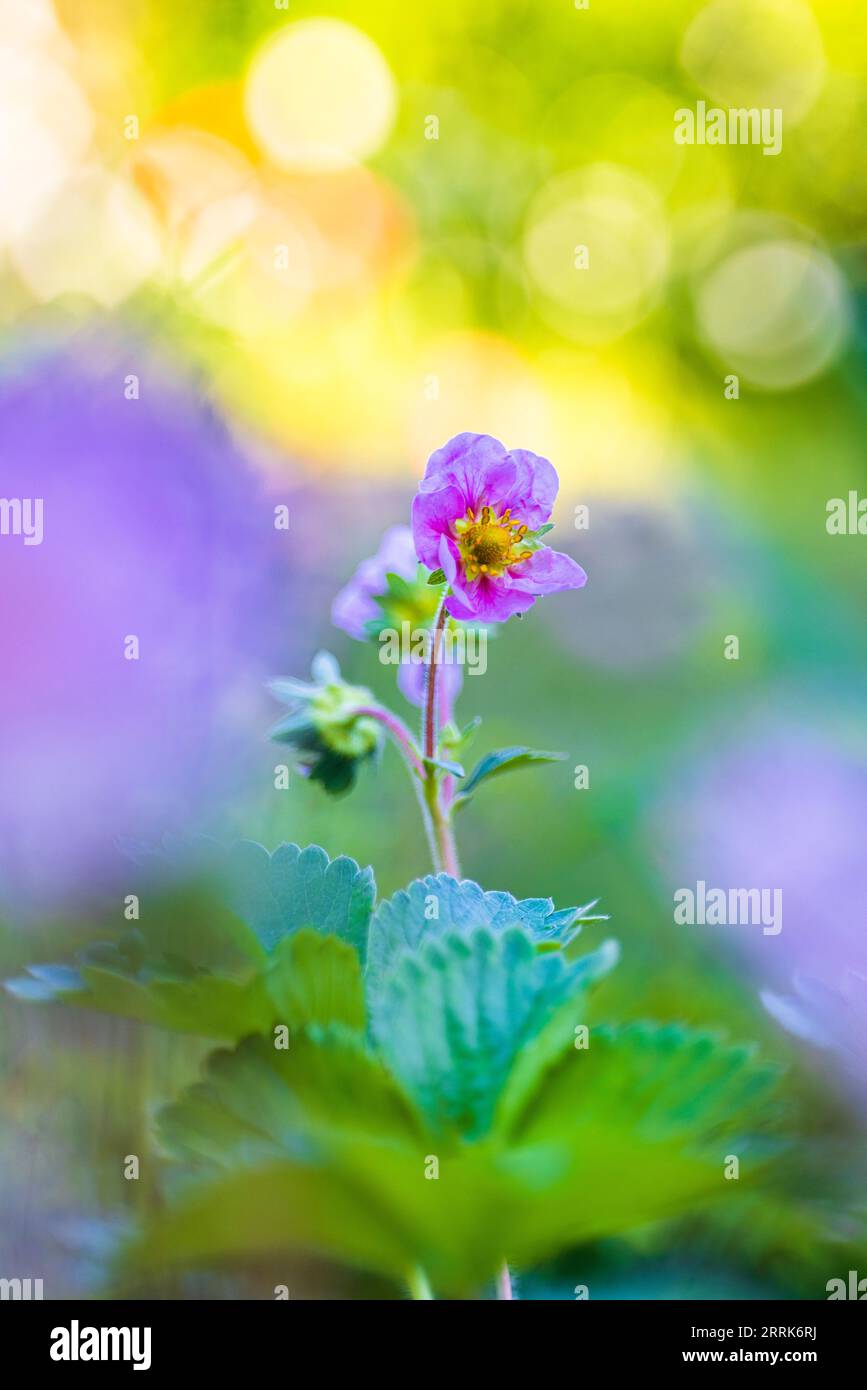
top-left (244, 19), bottom-right (397, 172)
top-left (523, 164), bottom-right (669, 344)
top-left (696, 239), bottom-right (849, 390)
top-left (680, 0), bottom-right (826, 125)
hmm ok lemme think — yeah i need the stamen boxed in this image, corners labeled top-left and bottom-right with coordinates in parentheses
top-left (454, 498), bottom-right (534, 584)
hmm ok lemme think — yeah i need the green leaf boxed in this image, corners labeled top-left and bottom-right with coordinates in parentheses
top-left (500, 1022), bottom-right (782, 1149)
top-left (523, 523), bottom-right (555, 542)
top-left (142, 1029), bottom-right (435, 1279)
top-left (267, 676), bottom-right (316, 704)
top-left (304, 746), bottom-right (365, 796)
top-left (129, 1158), bottom-right (426, 1284)
top-left (6, 961), bottom-right (275, 1041)
top-left (380, 572), bottom-right (418, 602)
top-left (266, 929), bottom-right (365, 1033)
top-left (361, 570), bottom-right (441, 638)
top-left (226, 842), bottom-right (375, 963)
top-left (310, 650), bottom-right (341, 685)
top-left (441, 715), bottom-right (482, 760)
top-left (372, 926), bottom-right (616, 1138)
top-left (421, 754), bottom-right (465, 779)
top-left (130, 1019), bottom-right (783, 1295)
top-left (454, 747), bottom-right (565, 806)
top-left (366, 874), bottom-right (601, 1005)
top-left (157, 1029), bottom-right (424, 1170)
top-left (135, 1031), bottom-right (512, 1290)
top-left (5, 910), bottom-right (367, 1043)
top-left (268, 710), bottom-right (316, 743)
top-left (491, 1022), bottom-right (784, 1261)
top-left (427, 568), bottom-right (447, 585)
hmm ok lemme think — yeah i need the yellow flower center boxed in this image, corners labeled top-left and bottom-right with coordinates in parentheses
top-left (453, 505), bottom-right (534, 580)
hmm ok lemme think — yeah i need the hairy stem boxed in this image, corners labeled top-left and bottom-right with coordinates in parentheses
top-left (355, 702), bottom-right (441, 868)
top-left (423, 599), bottom-right (449, 761)
top-left (496, 1262), bottom-right (513, 1300)
top-left (424, 769), bottom-right (462, 878)
top-left (420, 598), bottom-right (462, 878)
top-left (355, 703), bottom-right (425, 779)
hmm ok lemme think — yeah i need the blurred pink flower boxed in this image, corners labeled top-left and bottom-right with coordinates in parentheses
top-left (331, 525), bottom-right (419, 639)
top-left (331, 522), bottom-right (462, 721)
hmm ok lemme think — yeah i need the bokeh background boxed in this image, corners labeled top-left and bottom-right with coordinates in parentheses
top-left (1, 0), bottom-right (866, 1298)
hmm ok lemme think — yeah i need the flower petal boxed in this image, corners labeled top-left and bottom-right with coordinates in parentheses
top-left (331, 583), bottom-right (377, 639)
top-left (411, 483), bottom-right (466, 568)
top-left (438, 531), bottom-right (458, 584)
top-left (419, 433), bottom-right (517, 514)
top-left (421, 431), bottom-right (505, 487)
top-left (331, 525), bottom-right (417, 639)
top-left (508, 546), bottom-right (587, 595)
top-left (446, 574), bottom-right (537, 623)
top-left (500, 449), bottom-right (559, 530)
top-left (413, 437), bottom-right (584, 624)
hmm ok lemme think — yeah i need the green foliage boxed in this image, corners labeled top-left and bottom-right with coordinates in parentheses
top-left (361, 567), bottom-right (441, 637)
top-left (158, 1029), bottom-right (422, 1171)
top-left (8, 955), bottom-right (273, 1040)
top-left (366, 872), bottom-right (604, 1004)
top-left (7, 847), bottom-right (787, 1295)
top-left (498, 1022), bottom-right (781, 1154)
top-left (6, 843), bottom-right (373, 1039)
top-left (441, 715), bottom-right (482, 761)
top-left (269, 652), bottom-right (382, 796)
top-left (453, 746), bottom-right (566, 810)
top-left (372, 926), bottom-right (616, 1137)
top-left (225, 841), bottom-right (375, 961)
top-left (131, 1012), bottom-right (782, 1294)
top-left (523, 523), bottom-right (555, 543)
top-left (267, 931), bottom-right (366, 1033)
top-left (6, 926), bottom-right (364, 1043)
top-left (420, 754), bottom-right (465, 779)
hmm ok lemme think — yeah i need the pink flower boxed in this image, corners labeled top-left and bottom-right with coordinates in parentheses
top-left (411, 433), bottom-right (586, 622)
top-left (330, 523), bottom-right (462, 721)
top-left (331, 525), bottom-right (420, 640)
